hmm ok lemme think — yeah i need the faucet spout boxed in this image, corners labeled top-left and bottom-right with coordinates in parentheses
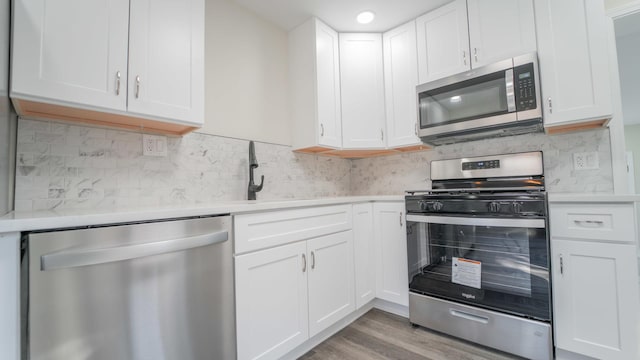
top-left (248, 141), bottom-right (264, 200)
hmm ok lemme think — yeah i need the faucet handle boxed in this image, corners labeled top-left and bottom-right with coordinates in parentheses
top-left (255, 175), bottom-right (264, 191)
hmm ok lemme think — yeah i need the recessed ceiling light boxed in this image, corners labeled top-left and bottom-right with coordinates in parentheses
top-left (450, 95), bottom-right (462, 103)
top-left (357, 11), bottom-right (375, 24)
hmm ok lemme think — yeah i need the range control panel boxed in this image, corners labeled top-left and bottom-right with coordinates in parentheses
top-left (514, 62), bottom-right (537, 111)
top-left (462, 159), bottom-right (500, 171)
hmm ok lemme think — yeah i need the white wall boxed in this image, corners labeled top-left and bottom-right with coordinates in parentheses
top-left (606, 0), bottom-right (640, 10)
top-left (616, 34), bottom-right (640, 125)
top-left (625, 125), bottom-right (640, 193)
top-left (201, 0), bottom-right (291, 145)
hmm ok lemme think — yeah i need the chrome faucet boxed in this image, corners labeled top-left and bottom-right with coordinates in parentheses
top-left (247, 141), bottom-right (264, 200)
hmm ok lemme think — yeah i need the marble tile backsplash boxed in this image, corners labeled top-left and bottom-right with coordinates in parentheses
top-left (14, 119), bottom-right (351, 211)
top-left (14, 118), bottom-right (613, 211)
top-left (351, 128), bottom-right (613, 195)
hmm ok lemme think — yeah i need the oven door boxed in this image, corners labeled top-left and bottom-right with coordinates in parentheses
top-left (406, 214), bottom-right (550, 321)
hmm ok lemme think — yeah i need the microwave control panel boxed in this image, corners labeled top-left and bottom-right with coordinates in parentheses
top-left (514, 63), bottom-right (536, 111)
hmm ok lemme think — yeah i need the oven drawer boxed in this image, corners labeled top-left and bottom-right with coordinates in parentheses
top-left (549, 203), bottom-right (635, 243)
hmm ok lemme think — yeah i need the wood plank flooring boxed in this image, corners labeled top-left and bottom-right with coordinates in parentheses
top-left (299, 309), bottom-right (521, 360)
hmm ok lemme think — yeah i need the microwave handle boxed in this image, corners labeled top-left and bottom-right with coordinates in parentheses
top-left (505, 68), bottom-right (515, 112)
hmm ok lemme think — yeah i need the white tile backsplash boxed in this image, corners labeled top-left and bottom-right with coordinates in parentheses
top-left (14, 118), bottom-right (614, 211)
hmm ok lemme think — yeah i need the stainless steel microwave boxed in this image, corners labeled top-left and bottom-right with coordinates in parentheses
top-left (417, 52), bottom-right (542, 146)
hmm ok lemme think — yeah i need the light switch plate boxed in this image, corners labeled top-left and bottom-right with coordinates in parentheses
top-left (142, 134), bottom-right (168, 157)
top-left (573, 151), bottom-right (599, 170)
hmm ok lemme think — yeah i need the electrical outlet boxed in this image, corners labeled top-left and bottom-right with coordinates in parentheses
top-left (142, 134), bottom-right (168, 157)
top-left (573, 151), bottom-right (599, 170)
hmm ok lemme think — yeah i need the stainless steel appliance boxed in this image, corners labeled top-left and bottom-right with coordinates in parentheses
top-left (417, 53), bottom-right (542, 146)
top-left (22, 215), bottom-right (236, 360)
top-left (405, 151), bottom-right (552, 360)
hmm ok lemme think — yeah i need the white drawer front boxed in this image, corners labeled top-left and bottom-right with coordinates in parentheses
top-left (550, 203), bottom-right (635, 243)
top-left (234, 205), bottom-right (353, 254)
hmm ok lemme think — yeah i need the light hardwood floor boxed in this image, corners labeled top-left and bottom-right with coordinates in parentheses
top-left (299, 308), bottom-right (521, 360)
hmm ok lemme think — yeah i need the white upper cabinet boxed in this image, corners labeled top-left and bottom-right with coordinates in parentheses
top-left (11, 0), bottom-right (129, 111)
top-left (383, 21), bottom-right (421, 148)
top-left (416, 0), bottom-right (537, 84)
top-left (466, 0), bottom-right (536, 68)
top-left (290, 18), bottom-right (342, 151)
top-left (534, 0), bottom-right (613, 129)
top-left (128, 0), bottom-right (204, 125)
top-left (340, 33), bottom-right (386, 149)
top-left (11, 0), bottom-right (204, 134)
top-left (416, 0), bottom-right (470, 84)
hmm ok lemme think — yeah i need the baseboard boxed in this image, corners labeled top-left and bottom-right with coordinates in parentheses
top-left (372, 298), bottom-right (409, 318)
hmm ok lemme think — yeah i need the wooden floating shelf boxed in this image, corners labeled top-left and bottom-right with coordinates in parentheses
top-left (12, 98), bottom-right (199, 136)
top-left (545, 118), bottom-right (609, 135)
top-left (293, 144), bottom-right (431, 159)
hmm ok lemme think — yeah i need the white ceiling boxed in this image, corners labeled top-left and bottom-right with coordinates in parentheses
top-left (231, 0), bottom-right (452, 32)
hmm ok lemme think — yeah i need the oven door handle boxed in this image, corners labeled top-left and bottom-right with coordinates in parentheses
top-left (405, 215), bottom-right (545, 228)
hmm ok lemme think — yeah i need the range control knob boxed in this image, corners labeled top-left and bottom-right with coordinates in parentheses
top-left (512, 202), bottom-right (522, 214)
top-left (433, 201), bottom-right (444, 211)
top-left (418, 200), bottom-right (428, 211)
top-left (489, 202), bottom-right (501, 213)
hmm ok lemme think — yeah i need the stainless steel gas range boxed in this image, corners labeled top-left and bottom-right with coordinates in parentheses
top-left (405, 151), bottom-right (552, 360)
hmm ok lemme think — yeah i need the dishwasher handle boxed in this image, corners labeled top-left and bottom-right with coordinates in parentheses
top-left (40, 230), bottom-right (229, 271)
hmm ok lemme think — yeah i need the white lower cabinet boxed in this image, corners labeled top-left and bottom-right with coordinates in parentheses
top-left (235, 241), bottom-right (309, 360)
top-left (307, 231), bottom-right (355, 336)
top-left (550, 201), bottom-right (639, 360)
top-left (353, 203), bottom-right (376, 308)
top-left (374, 202), bottom-right (409, 306)
top-left (235, 230), bottom-right (354, 360)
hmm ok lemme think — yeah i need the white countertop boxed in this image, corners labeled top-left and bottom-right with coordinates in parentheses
top-left (548, 193), bottom-right (640, 203)
top-left (0, 195), bottom-right (404, 233)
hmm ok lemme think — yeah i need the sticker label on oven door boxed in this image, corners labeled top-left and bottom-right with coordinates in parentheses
top-left (452, 257), bottom-right (481, 289)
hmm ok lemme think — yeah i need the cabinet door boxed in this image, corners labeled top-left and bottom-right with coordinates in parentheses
top-left (235, 242), bottom-right (308, 360)
top-left (353, 203), bottom-right (376, 309)
top-left (340, 33), bottom-right (386, 149)
top-left (11, 0), bottom-right (129, 111)
top-left (467, 0), bottom-right (536, 67)
top-left (416, 0), bottom-right (470, 84)
top-left (552, 239), bottom-right (638, 360)
top-left (383, 21), bottom-right (421, 148)
top-left (307, 230), bottom-right (355, 337)
top-left (128, 0), bottom-right (204, 126)
top-left (374, 202), bottom-right (409, 306)
top-left (534, 0), bottom-right (612, 127)
top-left (315, 20), bottom-right (342, 148)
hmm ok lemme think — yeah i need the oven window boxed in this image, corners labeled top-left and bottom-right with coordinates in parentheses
top-left (419, 70), bottom-right (508, 128)
top-left (407, 220), bottom-right (550, 320)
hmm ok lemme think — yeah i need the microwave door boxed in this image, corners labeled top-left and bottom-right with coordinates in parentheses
top-left (418, 69), bottom-right (514, 133)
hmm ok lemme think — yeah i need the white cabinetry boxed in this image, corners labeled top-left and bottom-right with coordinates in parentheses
top-left (416, 0), bottom-right (536, 84)
top-left (235, 242), bottom-right (309, 360)
top-left (11, 0), bottom-right (204, 134)
top-left (534, 0), bottom-right (612, 131)
top-left (340, 33), bottom-right (386, 149)
top-left (416, 0), bottom-right (470, 84)
top-left (549, 202), bottom-right (639, 360)
top-left (234, 205), bottom-right (354, 360)
top-left (374, 202), bottom-right (409, 306)
top-left (383, 22), bottom-right (421, 148)
top-left (126, 0), bottom-right (204, 124)
top-left (353, 203), bottom-right (376, 308)
top-left (307, 231), bottom-right (355, 336)
top-left (290, 18), bottom-right (342, 152)
top-left (466, 0), bottom-right (536, 68)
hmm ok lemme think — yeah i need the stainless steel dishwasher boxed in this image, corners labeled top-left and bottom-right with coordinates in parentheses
top-left (21, 215), bottom-right (236, 360)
